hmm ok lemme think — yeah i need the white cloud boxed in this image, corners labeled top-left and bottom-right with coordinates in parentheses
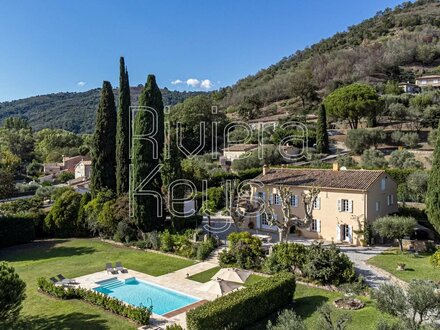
top-left (77, 81), bottom-right (86, 87)
top-left (186, 78), bottom-right (200, 87)
top-left (171, 79), bottom-right (183, 85)
top-left (200, 79), bottom-right (213, 89)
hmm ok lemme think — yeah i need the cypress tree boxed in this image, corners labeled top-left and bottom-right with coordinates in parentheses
top-left (316, 103), bottom-right (329, 154)
top-left (91, 81), bottom-right (117, 196)
top-left (116, 57), bottom-right (131, 196)
top-left (132, 75), bottom-right (164, 232)
top-left (426, 121), bottom-right (440, 234)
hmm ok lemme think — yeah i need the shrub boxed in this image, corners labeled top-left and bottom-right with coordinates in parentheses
top-left (144, 231), bottom-right (160, 250)
top-left (316, 304), bottom-right (352, 330)
top-left (0, 215), bottom-right (36, 248)
top-left (430, 249), bottom-right (440, 268)
top-left (266, 309), bottom-right (306, 330)
top-left (361, 149), bottom-right (388, 169)
top-left (263, 243), bottom-right (308, 274)
top-left (302, 243), bottom-right (355, 285)
top-left (186, 272), bottom-right (295, 330)
top-left (196, 237), bottom-right (217, 261)
top-left (0, 262), bottom-right (26, 324)
top-left (165, 325), bottom-right (184, 330)
top-left (160, 230), bottom-right (175, 252)
top-left (346, 129), bottom-right (385, 155)
top-left (220, 232), bottom-right (265, 270)
top-left (389, 150), bottom-right (423, 169)
top-left (37, 277), bottom-right (151, 325)
top-left (400, 132), bottom-right (419, 148)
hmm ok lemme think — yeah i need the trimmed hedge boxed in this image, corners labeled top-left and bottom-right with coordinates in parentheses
top-left (186, 272), bottom-right (295, 330)
top-left (0, 215), bottom-right (36, 248)
top-left (37, 277), bottom-right (151, 325)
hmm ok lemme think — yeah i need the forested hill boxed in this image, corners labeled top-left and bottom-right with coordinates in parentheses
top-left (219, 0), bottom-right (440, 110)
top-left (0, 87), bottom-right (204, 134)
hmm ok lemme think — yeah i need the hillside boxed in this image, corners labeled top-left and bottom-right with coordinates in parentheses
top-left (0, 87), bottom-right (204, 133)
top-left (219, 0), bottom-right (440, 115)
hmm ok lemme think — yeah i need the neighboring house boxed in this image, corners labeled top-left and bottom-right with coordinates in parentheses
top-left (222, 144), bottom-right (259, 163)
top-left (43, 155), bottom-right (91, 175)
top-left (248, 113), bottom-right (289, 130)
top-left (415, 75), bottom-right (440, 89)
top-left (43, 162), bottom-right (63, 175)
top-left (398, 82), bottom-right (421, 94)
top-left (247, 164), bottom-right (398, 245)
top-left (75, 160), bottom-right (92, 180)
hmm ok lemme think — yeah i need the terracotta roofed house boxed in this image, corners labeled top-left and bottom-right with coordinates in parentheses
top-left (222, 144), bottom-right (259, 163)
top-left (247, 164), bottom-right (398, 245)
top-left (415, 75), bottom-right (440, 88)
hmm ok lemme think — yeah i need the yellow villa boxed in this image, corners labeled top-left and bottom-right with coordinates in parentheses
top-left (248, 164), bottom-right (398, 245)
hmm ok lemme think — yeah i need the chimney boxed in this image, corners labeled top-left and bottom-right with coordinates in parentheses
top-left (332, 162), bottom-right (339, 172)
top-left (263, 164), bottom-right (268, 175)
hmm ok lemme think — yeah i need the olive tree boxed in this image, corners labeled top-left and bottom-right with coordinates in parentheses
top-left (373, 216), bottom-right (416, 251)
top-left (0, 262), bottom-right (26, 324)
top-left (374, 280), bottom-right (440, 329)
top-left (264, 186), bottom-right (320, 242)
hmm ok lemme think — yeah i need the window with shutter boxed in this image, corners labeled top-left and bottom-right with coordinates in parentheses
top-left (337, 199), bottom-right (342, 211)
top-left (313, 197), bottom-right (321, 210)
top-left (348, 200), bottom-right (353, 213)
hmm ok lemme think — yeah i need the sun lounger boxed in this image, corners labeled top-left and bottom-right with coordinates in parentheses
top-left (57, 274), bottom-right (77, 284)
top-left (50, 277), bottom-right (59, 284)
top-left (115, 261), bottom-right (127, 273)
top-left (106, 263), bottom-right (116, 274)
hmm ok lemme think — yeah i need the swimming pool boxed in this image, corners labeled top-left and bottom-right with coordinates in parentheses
top-left (93, 277), bottom-right (199, 315)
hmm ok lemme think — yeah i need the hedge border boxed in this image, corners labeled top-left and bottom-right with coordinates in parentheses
top-left (186, 272), bottom-right (295, 330)
top-left (37, 277), bottom-right (151, 325)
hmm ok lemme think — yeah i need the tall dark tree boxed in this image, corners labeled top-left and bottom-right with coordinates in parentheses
top-left (116, 57), bottom-right (131, 196)
top-left (316, 104), bottom-right (329, 154)
top-left (132, 75), bottom-right (165, 232)
top-left (427, 121), bottom-right (440, 235)
top-left (91, 81), bottom-right (117, 196)
top-left (161, 127), bottom-right (185, 229)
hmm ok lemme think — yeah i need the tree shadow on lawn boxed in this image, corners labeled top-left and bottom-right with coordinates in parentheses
top-left (293, 295), bottom-right (329, 319)
top-left (1, 312), bottom-right (114, 330)
top-left (0, 240), bottom-right (96, 262)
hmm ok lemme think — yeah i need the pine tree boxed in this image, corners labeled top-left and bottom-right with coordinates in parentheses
top-left (91, 81), bottom-right (117, 196)
top-left (116, 57), bottom-right (131, 196)
top-left (316, 103), bottom-right (329, 154)
top-left (426, 122), bottom-right (440, 234)
top-left (132, 75), bottom-right (165, 231)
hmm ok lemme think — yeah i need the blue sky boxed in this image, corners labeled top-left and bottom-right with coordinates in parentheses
top-left (0, 0), bottom-right (405, 102)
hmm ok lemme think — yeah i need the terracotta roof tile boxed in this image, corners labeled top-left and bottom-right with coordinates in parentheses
top-left (254, 168), bottom-right (385, 191)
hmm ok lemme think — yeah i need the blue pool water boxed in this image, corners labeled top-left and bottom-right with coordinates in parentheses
top-left (93, 277), bottom-right (199, 315)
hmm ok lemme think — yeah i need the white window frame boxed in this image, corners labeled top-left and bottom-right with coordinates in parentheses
top-left (290, 195), bottom-right (299, 207)
top-left (339, 199), bottom-right (353, 212)
top-left (273, 194), bottom-right (281, 205)
top-left (310, 219), bottom-right (320, 232)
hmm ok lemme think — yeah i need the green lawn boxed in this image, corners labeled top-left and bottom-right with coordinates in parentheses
top-left (0, 238), bottom-right (195, 330)
top-left (188, 266), bottom-right (221, 283)
top-left (189, 267), bottom-right (392, 330)
top-left (367, 249), bottom-right (439, 282)
top-left (188, 266), bottom-right (266, 287)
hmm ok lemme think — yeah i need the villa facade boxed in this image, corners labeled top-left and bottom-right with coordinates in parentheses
top-left (247, 164), bottom-right (398, 245)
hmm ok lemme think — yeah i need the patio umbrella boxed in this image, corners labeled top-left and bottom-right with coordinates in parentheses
top-left (212, 268), bottom-right (251, 284)
top-left (199, 278), bottom-right (242, 296)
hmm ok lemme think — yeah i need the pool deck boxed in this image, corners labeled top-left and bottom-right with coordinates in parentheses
top-left (73, 261), bottom-right (222, 328)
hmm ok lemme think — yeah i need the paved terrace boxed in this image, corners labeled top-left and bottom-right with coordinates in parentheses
top-left (73, 252), bottom-right (224, 328)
